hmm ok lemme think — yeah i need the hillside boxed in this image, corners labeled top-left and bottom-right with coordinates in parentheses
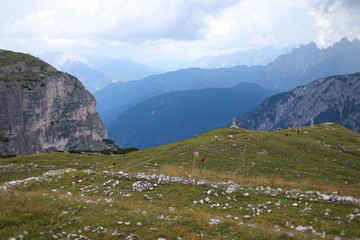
top-left (0, 49), bottom-right (110, 156)
top-left (95, 38), bottom-right (360, 126)
top-left (109, 83), bottom-right (276, 149)
top-left (1, 124), bottom-right (360, 239)
top-left (238, 72), bottom-right (360, 133)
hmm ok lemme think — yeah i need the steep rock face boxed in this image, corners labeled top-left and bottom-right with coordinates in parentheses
top-left (239, 72), bottom-right (360, 133)
top-left (0, 49), bottom-right (108, 156)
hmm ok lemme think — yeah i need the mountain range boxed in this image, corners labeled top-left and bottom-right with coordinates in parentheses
top-left (238, 72), bottom-right (360, 133)
top-left (95, 37), bottom-right (360, 126)
top-left (39, 52), bottom-right (162, 92)
top-left (108, 83), bottom-right (276, 149)
top-left (151, 46), bottom-right (290, 71)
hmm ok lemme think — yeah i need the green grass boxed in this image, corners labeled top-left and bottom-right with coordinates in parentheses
top-left (0, 123), bottom-right (359, 239)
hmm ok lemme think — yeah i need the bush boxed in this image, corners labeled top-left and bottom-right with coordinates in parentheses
top-left (68, 150), bottom-right (82, 154)
top-left (1, 154), bottom-right (16, 158)
top-left (113, 147), bottom-right (139, 155)
top-left (102, 139), bottom-right (115, 145)
top-left (100, 149), bottom-right (113, 155)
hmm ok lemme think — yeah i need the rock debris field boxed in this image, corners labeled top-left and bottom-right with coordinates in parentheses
top-left (1, 162), bottom-right (360, 240)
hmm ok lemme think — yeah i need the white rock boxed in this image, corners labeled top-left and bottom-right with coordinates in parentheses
top-left (295, 226), bottom-right (315, 232)
top-left (208, 218), bottom-right (220, 225)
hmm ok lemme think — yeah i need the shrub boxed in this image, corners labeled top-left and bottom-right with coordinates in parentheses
top-left (100, 149), bottom-right (113, 155)
top-left (68, 150), bottom-right (82, 154)
top-left (102, 139), bottom-right (115, 145)
top-left (113, 147), bottom-right (139, 155)
top-left (1, 154), bottom-right (16, 158)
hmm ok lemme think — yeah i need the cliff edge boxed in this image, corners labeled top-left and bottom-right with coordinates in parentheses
top-left (0, 49), bottom-right (109, 156)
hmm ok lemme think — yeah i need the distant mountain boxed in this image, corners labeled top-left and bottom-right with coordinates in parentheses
top-left (0, 49), bottom-right (111, 156)
top-left (152, 46), bottom-right (290, 71)
top-left (108, 83), bottom-right (276, 149)
top-left (61, 60), bottom-right (112, 93)
top-left (95, 65), bottom-right (265, 124)
top-left (39, 52), bottom-right (162, 92)
top-left (261, 37), bottom-right (360, 90)
top-left (238, 72), bottom-right (360, 133)
top-left (95, 38), bottom-right (360, 126)
top-left (39, 51), bottom-right (89, 70)
top-left (88, 55), bottom-right (163, 83)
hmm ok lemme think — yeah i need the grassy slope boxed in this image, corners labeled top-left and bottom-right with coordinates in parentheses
top-left (0, 123), bottom-right (359, 239)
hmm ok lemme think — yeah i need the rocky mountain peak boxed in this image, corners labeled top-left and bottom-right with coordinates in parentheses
top-left (238, 72), bottom-right (360, 133)
top-left (0, 49), bottom-right (110, 156)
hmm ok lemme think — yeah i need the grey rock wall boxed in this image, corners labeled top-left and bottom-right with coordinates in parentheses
top-left (239, 72), bottom-right (360, 133)
top-left (0, 49), bottom-right (109, 156)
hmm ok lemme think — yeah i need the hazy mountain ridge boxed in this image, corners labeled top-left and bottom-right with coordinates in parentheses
top-left (109, 83), bottom-right (276, 149)
top-left (96, 38), bottom-right (360, 126)
top-left (238, 72), bottom-right (360, 133)
top-left (152, 46), bottom-right (290, 70)
top-left (262, 38), bottom-right (360, 90)
top-left (39, 52), bottom-right (162, 92)
top-left (0, 49), bottom-right (110, 156)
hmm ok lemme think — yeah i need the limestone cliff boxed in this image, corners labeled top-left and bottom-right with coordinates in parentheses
top-left (239, 72), bottom-right (360, 133)
top-left (0, 49), bottom-right (109, 156)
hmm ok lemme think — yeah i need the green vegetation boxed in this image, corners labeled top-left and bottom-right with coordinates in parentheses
top-left (0, 50), bottom-right (50, 71)
top-left (0, 123), bottom-right (359, 239)
top-left (0, 50), bottom-right (52, 86)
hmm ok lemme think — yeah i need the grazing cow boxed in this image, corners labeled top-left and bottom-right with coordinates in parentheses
top-left (303, 131), bottom-right (309, 134)
top-left (228, 134), bottom-right (237, 139)
top-left (193, 151), bottom-right (199, 157)
top-left (112, 162), bottom-right (117, 167)
top-left (201, 157), bottom-right (206, 164)
top-left (285, 131), bottom-right (291, 136)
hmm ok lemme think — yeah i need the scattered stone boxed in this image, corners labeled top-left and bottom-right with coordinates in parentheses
top-left (295, 226), bottom-right (315, 233)
top-left (257, 150), bottom-right (268, 155)
top-left (132, 181), bottom-right (153, 192)
top-left (208, 219), bottom-right (221, 225)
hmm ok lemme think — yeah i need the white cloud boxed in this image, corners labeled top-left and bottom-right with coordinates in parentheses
top-left (0, 0), bottom-right (358, 61)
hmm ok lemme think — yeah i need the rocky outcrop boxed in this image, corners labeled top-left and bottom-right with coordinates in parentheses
top-left (0, 49), bottom-right (110, 156)
top-left (238, 72), bottom-right (360, 133)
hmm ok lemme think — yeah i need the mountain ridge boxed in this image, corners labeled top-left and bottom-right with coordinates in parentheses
top-left (95, 38), bottom-right (360, 126)
top-left (238, 72), bottom-right (360, 133)
top-left (109, 82), bottom-right (276, 149)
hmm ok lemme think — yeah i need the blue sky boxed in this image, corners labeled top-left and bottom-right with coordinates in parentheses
top-left (0, 0), bottom-right (359, 63)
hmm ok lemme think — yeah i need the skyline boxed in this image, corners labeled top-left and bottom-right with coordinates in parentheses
top-left (1, 0), bottom-right (359, 64)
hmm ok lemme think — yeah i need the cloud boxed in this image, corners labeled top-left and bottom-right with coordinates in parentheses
top-left (0, 0), bottom-right (358, 61)
top-left (0, 0), bottom-right (241, 43)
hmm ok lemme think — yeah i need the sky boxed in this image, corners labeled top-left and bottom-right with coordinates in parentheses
top-left (0, 0), bottom-right (359, 64)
